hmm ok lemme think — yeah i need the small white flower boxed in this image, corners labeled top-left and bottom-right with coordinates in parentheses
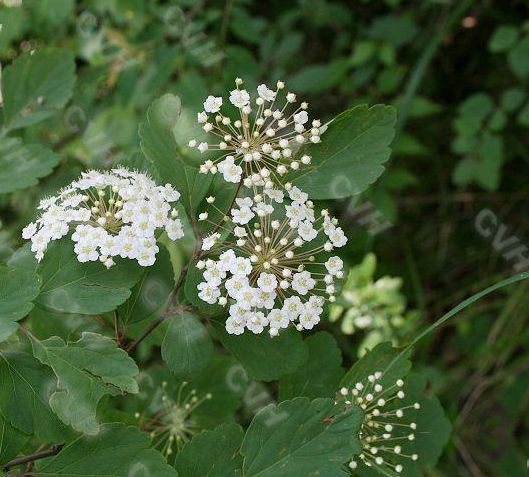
top-left (257, 272), bottom-right (278, 293)
top-left (325, 256), bottom-right (344, 276)
top-left (198, 281), bottom-right (221, 304)
top-left (202, 233), bottom-right (220, 251)
top-left (294, 111), bottom-right (308, 124)
top-left (231, 206), bottom-right (254, 225)
top-left (291, 271), bottom-right (316, 295)
top-left (257, 84), bottom-right (276, 102)
top-left (229, 89), bottom-right (250, 108)
top-left (203, 95), bottom-right (222, 113)
top-left (22, 223), bottom-right (38, 239)
top-left (246, 311), bottom-right (268, 334)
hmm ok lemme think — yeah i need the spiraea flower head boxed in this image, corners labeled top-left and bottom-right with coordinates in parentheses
top-left (337, 373), bottom-right (421, 475)
top-left (22, 168), bottom-right (184, 268)
top-left (136, 380), bottom-right (212, 457)
top-left (196, 184), bottom-right (347, 337)
top-left (188, 78), bottom-right (321, 189)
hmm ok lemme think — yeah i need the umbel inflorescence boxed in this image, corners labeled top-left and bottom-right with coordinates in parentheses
top-left (188, 78), bottom-right (321, 188)
top-left (196, 184), bottom-right (347, 336)
top-left (22, 168), bottom-right (184, 267)
top-left (136, 381), bottom-right (211, 458)
top-left (337, 373), bottom-right (421, 475)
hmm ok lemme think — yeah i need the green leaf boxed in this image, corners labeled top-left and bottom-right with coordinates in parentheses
top-left (36, 423), bottom-right (178, 477)
top-left (161, 312), bottom-right (214, 376)
top-left (0, 138), bottom-right (61, 194)
top-left (31, 332), bottom-right (139, 435)
top-left (117, 246), bottom-right (174, 324)
top-left (35, 240), bottom-right (142, 315)
top-left (340, 342), bottom-right (412, 390)
top-left (517, 101), bottom-right (529, 126)
top-left (241, 397), bottom-right (363, 477)
top-left (0, 352), bottom-right (69, 441)
top-left (213, 323), bottom-right (308, 382)
top-left (0, 266), bottom-right (41, 342)
top-left (1, 49), bottom-right (76, 131)
top-left (292, 105), bottom-right (396, 199)
top-left (458, 93), bottom-right (494, 121)
top-left (508, 37), bottom-right (529, 79)
top-left (174, 423), bottom-right (244, 477)
top-left (403, 374), bottom-right (451, 468)
top-left (500, 87), bottom-right (526, 112)
top-left (139, 94), bottom-right (212, 217)
top-left (0, 415), bottom-right (29, 467)
top-left (279, 332), bottom-right (344, 400)
top-left (489, 25), bottom-right (519, 52)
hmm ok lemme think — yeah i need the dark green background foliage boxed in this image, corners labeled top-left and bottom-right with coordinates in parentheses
top-left (0, 1), bottom-right (528, 477)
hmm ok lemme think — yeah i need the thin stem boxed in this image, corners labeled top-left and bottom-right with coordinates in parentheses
top-left (125, 263), bottom-right (191, 353)
top-left (2, 445), bottom-right (63, 472)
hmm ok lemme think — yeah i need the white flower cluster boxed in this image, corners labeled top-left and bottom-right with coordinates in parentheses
top-left (196, 185), bottom-right (347, 336)
top-left (188, 78), bottom-right (322, 188)
top-left (22, 168), bottom-right (184, 267)
top-left (338, 373), bottom-right (421, 475)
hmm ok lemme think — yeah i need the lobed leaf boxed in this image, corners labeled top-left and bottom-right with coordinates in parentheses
top-left (31, 332), bottom-right (139, 435)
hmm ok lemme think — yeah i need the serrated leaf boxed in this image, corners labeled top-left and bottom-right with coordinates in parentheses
top-left (36, 423), bottom-right (178, 477)
top-left (1, 49), bottom-right (76, 130)
top-left (292, 105), bottom-right (396, 199)
top-left (0, 415), bottom-right (30, 467)
top-left (35, 240), bottom-right (142, 315)
top-left (117, 246), bottom-right (174, 324)
top-left (161, 312), bottom-right (213, 376)
top-left (139, 94), bottom-right (212, 217)
top-left (0, 138), bottom-right (61, 193)
top-left (0, 266), bottom-right (41, 342)
top-left (279, 332), bottom-right (344, 400)
top-left (340, 342), bottom-right (412, 390)
top-left (174, 423), bottom-right (244, 477)
top-left (242, 397), bottom-right (363, 477)
top-left (31, 332), bottom-right (139, 435)
top-left (213, 322), bottom-right (308, 382)
top-left (0, 352), bottom-right (69, 441)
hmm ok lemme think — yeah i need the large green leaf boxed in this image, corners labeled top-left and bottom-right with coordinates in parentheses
top-left (174, 423), bottom-right (244, 477)
top-left (139, 94), bottom-right (212, 217)
top-left (36, 423), bottom-right (178, 477)
top-left (0, 415), bottom-right (30, 468)
top-left (1, 49), bottom-right (76, 131)
top-left (161, 312), bottom-right (214, 376)
top-left (279, 332), bottom-right (344, 400)
top-left (0, 265), bottom-right (41, 342)
top-left (0, 352), bottom-right (69, 441)
top-left (340, 342), bottom-right (412, 390)
top-left (241, 397), bottom-right (363, 477)
top-left (117, 246), bottom-right (174, 325)
top-left (31, 332), bottom-right (139, 435)
top-left (35, 240), bottom-right (142, 315)
top-left (213, 323), bottom-right (308, 382)
top-left (0, 138), bottom-right (60, 194)
top-left (292, 105), bottom-right (396, 199)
